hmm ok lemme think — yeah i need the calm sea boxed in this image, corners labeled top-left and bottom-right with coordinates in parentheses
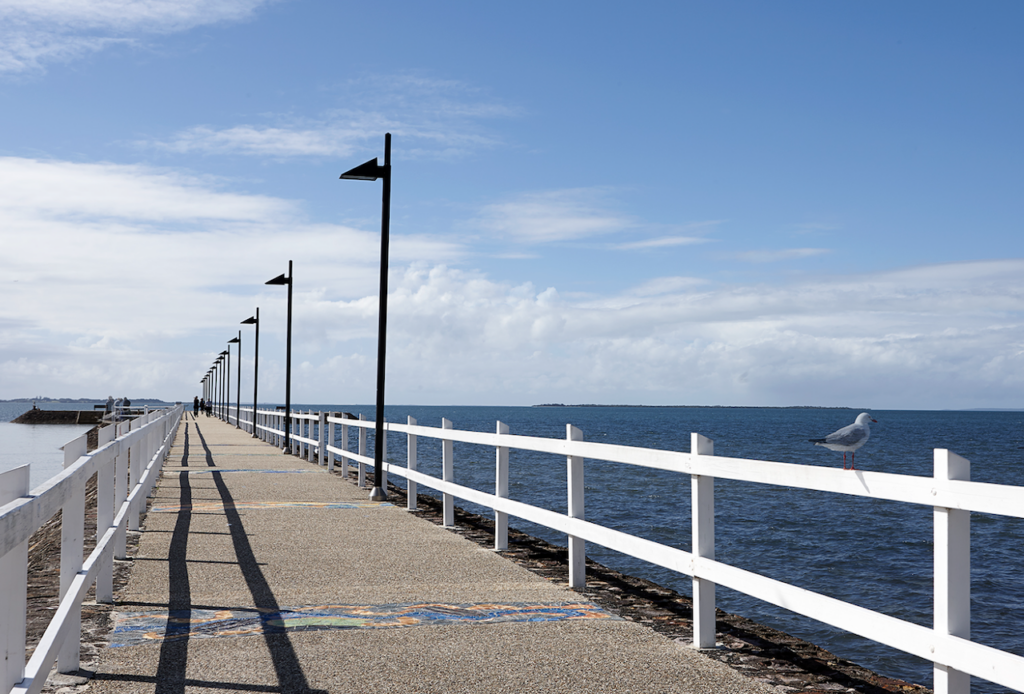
top-left (0, 402), bottom-right (98, 489)
top-left (6, 402), bottom-right (1024, 691)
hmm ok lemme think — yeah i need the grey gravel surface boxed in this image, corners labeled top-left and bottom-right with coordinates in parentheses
top-left (84, 415), bottom-right (782, 694)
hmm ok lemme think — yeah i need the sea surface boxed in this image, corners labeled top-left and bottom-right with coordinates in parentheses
top-left (0, 402), bottom-right (98, 489)
top-left (6, 402), bottom-right (1024, 692)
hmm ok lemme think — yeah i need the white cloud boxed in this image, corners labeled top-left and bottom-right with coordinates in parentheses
top-left (313, 260), bottom-right (1024, 408)
top-left (146, 75), bottom-right (520, 159)
top-left (474, 188), bottom-right (632, 244)
top-left (0, 156), bottom-right (464, 347)
top-left (0, 0), bottom-right (269, 73)
top-left (627, 277), bottom-right (708, 297)
top-left (0, 157), bottom-right (291, 222)
top-left (734, 248), bottom-right (831, 263)
top-left (614, 236), bottom-right (711, 250)
top-left (2, 155), bottom-right (1022, 409)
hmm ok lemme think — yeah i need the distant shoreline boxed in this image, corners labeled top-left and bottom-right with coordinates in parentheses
top-left (0, 398), bottom-right (170, 404)
top-left (532, 404), bottom-right (1024, 411)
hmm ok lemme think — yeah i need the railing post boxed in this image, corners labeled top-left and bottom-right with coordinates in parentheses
top-left (495, 421), bottom-right (509, 551)
top-left (325, 412), bottom-right (334, 472)
top-left (407, 416), bottom-right (417, 511)
top-left (59, 433), bottom-right (88, 673)
top-left (96, 424), bottom-right (116, 603)
top-left (291, 412), bottom-right (298, 456)
top-left (442, 418), bottom-right (454, 527)
top-left (1, 465), bottom-right (30, 691)
top-left (381, 418), bottom-right (388, 491)
top-left (934, 448), bottom-right (970, 694)
top-left (129, 416), bottom-right (142, 531)
top-left (691, 432), bottom-right (716, 649)
top-left (306, 411), bottom-right (313, 462)
top-left (566, 424), bottom-right (585, 588)
top-left (358, 415), bottom-right (367, 488)
top-left (340, 419), bottom-right (350, 479)
top-left (114, 421), bottom-right (129, 559)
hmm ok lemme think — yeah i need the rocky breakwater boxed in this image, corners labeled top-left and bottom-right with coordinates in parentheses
top-left (11, 408), bottom-right (104, 425)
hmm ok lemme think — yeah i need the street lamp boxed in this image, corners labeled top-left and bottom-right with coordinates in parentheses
top-left (219, 351), bottom-right (229, 420)
top-left (266, 262), bottom-right (293, 452)
top-left (340, 132), bottom-right (392, 502)
top-left (242, 310), bottom-right (259, 437)
top-left (229, 335), bottom-right (241, 427)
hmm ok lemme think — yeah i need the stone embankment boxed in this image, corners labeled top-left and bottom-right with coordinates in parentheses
top-left (11, 408), bottom-right (104, 425)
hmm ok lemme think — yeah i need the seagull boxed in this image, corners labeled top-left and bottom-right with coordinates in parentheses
top-left (809, 412), bottom-right (877, 470)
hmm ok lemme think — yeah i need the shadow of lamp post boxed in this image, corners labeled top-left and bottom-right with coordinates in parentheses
top-left (266, 262), bottom-right (293, 452)
top-left (242, 310), bottom-right (259, 437)
top-left (339, 132), bottom-right (392, 502)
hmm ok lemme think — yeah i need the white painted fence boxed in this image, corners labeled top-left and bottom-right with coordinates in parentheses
top-left (236, 405), bottom-right (1024, 694)
top-left (0, 405), bottom-right (183, 694)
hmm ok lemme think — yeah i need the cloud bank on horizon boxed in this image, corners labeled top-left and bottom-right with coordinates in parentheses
top-left (1, 1), bottom-right (1022, 410)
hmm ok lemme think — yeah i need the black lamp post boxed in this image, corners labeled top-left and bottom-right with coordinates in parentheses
top-left (242, 310), bottom-right (259, 437)
top-left (340, 132), bottom-right (392, 502)
top-left (219, 351), bottom-right (228, 420)
top-left (266, 262), bottom-right (293, 451)
top-left (228, 335), bottom-right (240, 427)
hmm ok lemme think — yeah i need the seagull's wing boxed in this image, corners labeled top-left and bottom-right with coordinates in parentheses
top-left (826, 423), bottom-right (867, 447)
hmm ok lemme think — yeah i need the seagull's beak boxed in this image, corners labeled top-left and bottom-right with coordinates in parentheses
top-left (871, 418), bottom-right (878, 423)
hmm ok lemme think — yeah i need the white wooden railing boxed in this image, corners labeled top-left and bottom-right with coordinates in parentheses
top-left (0, 405), bottom-right (183, 694)
top-left (238, 405), bottom-right (1023, 694)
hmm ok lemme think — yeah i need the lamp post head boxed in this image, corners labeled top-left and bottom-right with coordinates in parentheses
top-left (241, 316), bottom-right (257, 325)
top-left (228, 337), bottom-right (240, 344)
top-left (266, 273), bottom-right (290, 286)
top-left (339, 157), bottom-right (386, 181)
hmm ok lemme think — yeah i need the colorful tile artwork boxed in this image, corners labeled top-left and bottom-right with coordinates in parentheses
top-left (110, 603), bottom-right (619, 647)
top-left (150, 500), bottom-right (392, 513)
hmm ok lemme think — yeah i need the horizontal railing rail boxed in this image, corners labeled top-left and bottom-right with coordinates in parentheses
top-left (229, 406), bottom-right (1022, 694)
top-left (1, 405), bottom-right (183, 694)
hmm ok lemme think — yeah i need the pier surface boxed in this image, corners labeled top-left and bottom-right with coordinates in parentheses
top-left (85, 415), bottom-right (780, 694)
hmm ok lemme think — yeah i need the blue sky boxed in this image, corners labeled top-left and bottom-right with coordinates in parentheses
top-left (1, 1), bottom-right (1022, 409)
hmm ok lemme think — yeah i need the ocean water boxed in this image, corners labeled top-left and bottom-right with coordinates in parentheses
top-left (291, 404), bottom-right (1024, 694)
top-left (6, 402), bottom-right (1024, 691)
top-left (0, 402), bottom-right (99, 490)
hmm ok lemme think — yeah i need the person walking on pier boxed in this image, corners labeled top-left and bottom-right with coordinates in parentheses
top-left (193, 396), bottom-right (200, 417)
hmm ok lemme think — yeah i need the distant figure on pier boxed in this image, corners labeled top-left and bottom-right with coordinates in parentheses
top-left (194, 396), bottom-right (200, 416)
top-left (809, 412), bottom-right (877, 470)
top-left (105, 395), bottom-right (114, 413)
top-left (205, 400), bottom-right (212, 417)
top-left (200, 398), bottom-right (206, 416)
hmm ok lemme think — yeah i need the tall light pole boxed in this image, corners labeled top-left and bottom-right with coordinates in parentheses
top-left (219, 352), bottom-right (228, 420)
top-left (340, 132), bottom-right (392, 502)
top-left (266, 262), bottom-right (293, 452)
top-left (242, 310), bottom-right (259, 437)
top-left (228, 334), bottom-right (240, 427)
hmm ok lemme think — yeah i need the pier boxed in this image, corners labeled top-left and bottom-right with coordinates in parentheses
top-left (3, 406), bottom-right (1024, 693)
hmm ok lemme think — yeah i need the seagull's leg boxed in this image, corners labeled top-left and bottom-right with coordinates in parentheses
top-left (850, 452), bottom-right (856, 471)
top-left (842, 452), bottom-right (847, 470)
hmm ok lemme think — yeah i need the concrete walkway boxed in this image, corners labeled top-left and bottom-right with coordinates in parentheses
top-left (87, 414), bottom-right (781, 694)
